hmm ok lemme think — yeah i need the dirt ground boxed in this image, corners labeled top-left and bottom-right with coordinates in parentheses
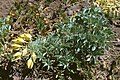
top-left (0, 0), bottom-right (14, 17)
top-left (0, 0), bottom-right (120, 80)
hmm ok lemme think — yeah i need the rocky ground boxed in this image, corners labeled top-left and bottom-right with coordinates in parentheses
top-left (0, 0), bottom-right (120, 80)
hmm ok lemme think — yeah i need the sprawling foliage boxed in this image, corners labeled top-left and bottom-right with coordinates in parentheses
top-left (28, 6), bottom-right (113, 79)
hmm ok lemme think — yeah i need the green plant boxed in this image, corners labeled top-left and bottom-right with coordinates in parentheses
top-left (28, 6), bottom-right (113, 79)
top-left (0, 16), bottom-right (12, 80)
top-left (0, 16), bottom-right (11, 55)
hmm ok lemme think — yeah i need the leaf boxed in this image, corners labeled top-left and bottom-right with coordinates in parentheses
top-left (92, 46), bottom-right (96, 51)
top-left (86, 55), bottom-right (92, 62)
top-left (58, 63), bottom-right (63, 67)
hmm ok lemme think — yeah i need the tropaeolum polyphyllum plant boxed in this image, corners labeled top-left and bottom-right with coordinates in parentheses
top-left (27, 6), bottom-right (113, 79)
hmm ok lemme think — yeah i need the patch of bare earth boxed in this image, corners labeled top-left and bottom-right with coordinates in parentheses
top-left (0, 0), bottom-right (14, 17)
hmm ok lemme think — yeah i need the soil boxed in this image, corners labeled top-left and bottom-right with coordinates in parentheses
top-left (0, 0), bottom-right (120, 80)
top-left (0, 0), bottom-right (14, 17)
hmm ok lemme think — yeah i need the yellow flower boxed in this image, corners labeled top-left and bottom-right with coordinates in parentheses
top-left (13, 52), bottom-right (22, 57)
top-left (31, 52), bottom-right (37, 62)
top-left (12, 37), bottom-right (26, 44)
top-left (14, 57), bottom-right (21, 61)
top-left (20, 33), bottom-right (32, 41)
top-left (11, 44), bottom-right (22, 49)
top-left (20, 33), bottom-right (25, 37)
top-left (13, 52), bottom-right (22, 61)
top-left (24, 33), bottom-right (32, 41)
top-left (27, 58), bottom-right (33, 69)
top-left (22, 48), bottom-right (28, 56)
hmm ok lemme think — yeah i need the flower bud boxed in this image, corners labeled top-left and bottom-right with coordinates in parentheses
top-left (27, 58), bottom-right (33, 69)
top-left (22, 48), bottom-right (28, 56)
top-left (31, 52), bottom-right (37, 62)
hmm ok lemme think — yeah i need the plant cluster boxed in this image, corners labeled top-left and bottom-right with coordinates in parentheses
top-left (0, 16), bottom-right (12, 80)
top-left (93, 0), bottom-right (120, 19)
top-left (0, 16), bottom-right (11, 54)
top-left (28, 6), bottom-right (113, 79)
